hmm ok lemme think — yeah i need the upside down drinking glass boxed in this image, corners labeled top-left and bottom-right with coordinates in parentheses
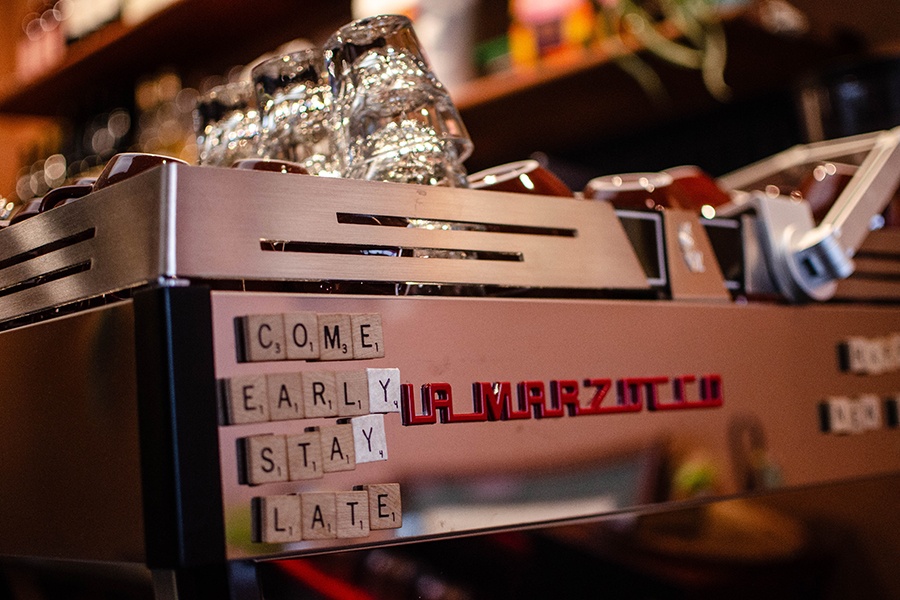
top-left (251, 49), bottom-right (341, 177)
top-left (324, 14), bottom-right (473, 187)
top-left (194, 81), bottom-right (261, 167)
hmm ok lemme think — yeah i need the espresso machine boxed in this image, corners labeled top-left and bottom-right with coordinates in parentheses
top-left (1, 128), bottom-right (899, 599)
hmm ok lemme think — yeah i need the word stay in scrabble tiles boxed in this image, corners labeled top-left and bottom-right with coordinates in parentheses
top-left (237, 416), bottom-right (389, 484)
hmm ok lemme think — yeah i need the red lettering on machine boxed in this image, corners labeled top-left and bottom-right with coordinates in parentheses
top-left (400, 375), bottom-right (723, 426)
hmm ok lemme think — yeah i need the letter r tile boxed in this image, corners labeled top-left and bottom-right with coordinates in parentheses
top-left (302, 371), bottom-right (338, 418)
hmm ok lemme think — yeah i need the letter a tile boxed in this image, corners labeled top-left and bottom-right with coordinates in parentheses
top-left (318, 423), bottom-right (356, 473)
top-left (267, 372), bottom-right (304, 421)
top-left (301, 492), bottom-right (337, 540)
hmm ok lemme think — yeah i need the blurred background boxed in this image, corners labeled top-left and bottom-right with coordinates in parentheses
top-left (0, 0), bottom-right (899, 210)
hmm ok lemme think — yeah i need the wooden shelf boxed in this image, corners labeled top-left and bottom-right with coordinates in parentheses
top-left (456, 15), bottom-right (843, 169)
top-left (0, 4), bottom-right (842, 172)
top-left (0, 0), bottom-right (352, 115)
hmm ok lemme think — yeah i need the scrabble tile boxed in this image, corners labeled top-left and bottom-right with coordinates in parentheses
top-left (267, 372), bottom-right (304, 421)
top-left (223, 375), bottom-right (269, 424)
top-left (317, 314), bottom-right (354, 361)
top-left (319, 423), bottom-right (356, 473)
top-left (349, 414), bottom-right (388, 463)
top-left (302, 371), bottom-right (338, 418)
top-left (358, 483), bottom-right (402, 530)
top-left (301, 492), bottom-right (337, 540)
top-left (336, 370), bottom-right (370, 417)
top-left (367, 368), bottom-right (401, 413)
top-left (252, 495), bottom-right (302, 543)
top-left (825, 397), bottom-right (853, 434)
top-left (350, 314), bottom-right (385, 359)
top-left (336, 491), bottom-right (370, 539)
top-left (858, 394), bottom-right (882, 431)
top-left (284, 312), bottom-right (320, 360)
top-left (286, 430), bottom-right (324, 481)
top-left (239, 314), bottom-right (288, 362)
top-left (241, 435), bottom-right (288, 485)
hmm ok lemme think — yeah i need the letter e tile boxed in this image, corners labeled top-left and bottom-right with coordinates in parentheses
top-left (358, 483), bottom-right (402, 530)
top-left (351, 314), bottom-right (385, 359)
top-left (223, 375), bottom-right (269, 424)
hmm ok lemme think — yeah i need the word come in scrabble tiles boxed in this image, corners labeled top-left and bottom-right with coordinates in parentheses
top-left (237, 312), bottom-right (384, 362)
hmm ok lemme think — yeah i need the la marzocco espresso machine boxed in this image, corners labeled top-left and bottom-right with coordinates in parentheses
top-left (1, 129), bottom-right (899, 599)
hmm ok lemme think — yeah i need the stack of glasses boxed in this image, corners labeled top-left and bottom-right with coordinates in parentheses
top-left (194, 14), bottom-right (473, 188)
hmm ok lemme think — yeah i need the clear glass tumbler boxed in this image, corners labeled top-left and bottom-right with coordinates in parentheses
top-left (324, 14), bottom-right (473, 187)
top-left (251, 49), bottom-right (340, 177)
top-left (194, 81), bottom-right (261, 167)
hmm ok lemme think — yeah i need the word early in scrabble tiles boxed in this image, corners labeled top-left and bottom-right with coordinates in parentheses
top-left (237, 312), bottom-right (384, 363)
top-left (221, 368), bottom-right (401, 425)
top-left (252, 483), bottom-right (402, 543)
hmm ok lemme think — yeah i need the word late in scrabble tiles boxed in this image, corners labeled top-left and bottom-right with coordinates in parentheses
top-left (252, 484), bottom-right (402, 543)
